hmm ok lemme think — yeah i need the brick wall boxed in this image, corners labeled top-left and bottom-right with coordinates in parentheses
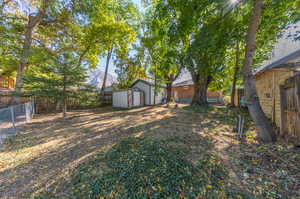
top-left (171, 85), bottom-right (222, 103)
top-left (172, 85), bottom-right (194, 100)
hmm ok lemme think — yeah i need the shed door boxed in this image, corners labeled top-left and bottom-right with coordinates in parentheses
top-left (285, 87), bottom-right (300, 137)
top-left (140, 92), bottom-right (145, 106)
top-left (281, 79), bottom-right (300, 137)
top-left (133, 91), bottom-right (141, 107)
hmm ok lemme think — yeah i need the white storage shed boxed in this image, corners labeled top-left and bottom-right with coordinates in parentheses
top-left (112, 89), bottom-right (144, 109)
top-left (131, 80), bottom-right (166, 105)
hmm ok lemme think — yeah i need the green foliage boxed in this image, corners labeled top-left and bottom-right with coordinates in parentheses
top-left (81, 0), bottom-right (138, 68)
top-left (115, 55), bottom-right (147, 89)
top-left (143, 0), bottom-right (300, 93)
top-left (142, 1), bottom-right (186, 87)
top-left (23, 53), bottom-right (87, 103)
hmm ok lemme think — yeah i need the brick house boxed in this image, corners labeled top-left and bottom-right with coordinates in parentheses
top-left (0, 75), bottom-right (15, 90)
top-left (255, 49), bottom-right (300, 137)
top-left (171, 79), bottom-right (223, 103)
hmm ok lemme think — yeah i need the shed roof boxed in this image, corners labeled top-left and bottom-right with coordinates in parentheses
top-left (255, 49), bottom-right (300, 75)
top-left (131, 79), bottom-right (166, 88)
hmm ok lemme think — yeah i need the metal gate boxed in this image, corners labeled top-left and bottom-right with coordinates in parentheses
top-left (280, 74), bottom-right (300, 137)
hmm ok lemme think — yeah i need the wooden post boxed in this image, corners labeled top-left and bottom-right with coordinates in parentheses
top-left (238, 115), bottom-right (245, 139)
top-left (294, 76), bottom-right (300, 137)
top-left (272, 71), bottom-right (276, 122)
top-left (279, 85), bottom-right (287, 137)
top-left (10, 106), bottom-right (17, 134)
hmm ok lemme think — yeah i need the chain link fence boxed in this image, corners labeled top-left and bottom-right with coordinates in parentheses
top-left (0, 101), bottom-right (34, 144)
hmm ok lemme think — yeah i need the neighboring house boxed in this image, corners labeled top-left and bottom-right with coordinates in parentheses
top-left (172, 79), bottom-right (223, 103)
top-left (0, 75), bottom-right (15, 90)
top-left (0, 75), bottom-right (15, 108)
top-left (131, 79), bottom-right (166, 105)
top-left (255, 49), bottom-right (300, 137)
top-left (232, 86), bottom-right (246, 107)
top-left (172, 79), bottom-right (194, 103)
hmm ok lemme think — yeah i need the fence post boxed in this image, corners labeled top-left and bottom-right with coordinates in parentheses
top-left (25, 102), bottom-right (30, 122)
top-left (32, 100), bottom-right (35, 118)
top-left (10, 106), bottom-right (17, 134)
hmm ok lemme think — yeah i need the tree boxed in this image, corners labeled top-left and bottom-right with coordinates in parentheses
top-left (230, 42), bottom-right (241, 107)
top-left (23, 53), bottom-right (87, 117)
top-left (186, 5), bottom-right (235, 105)
top-left (115, 53), bottom-right (147, 89)
top-left (13, 0), bottom-right (51, 104)
top-left (242, 0), bottom-right (277, 142)
top-left (239, 0), bottom-right (300, 142)
top-left (81, 0), bottom-right (139, 94)
top-left (142, 0), bottom-right (188, 103)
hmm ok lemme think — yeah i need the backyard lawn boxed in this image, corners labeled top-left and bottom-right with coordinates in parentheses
top-left (0, 105), bottom-right (299, 198)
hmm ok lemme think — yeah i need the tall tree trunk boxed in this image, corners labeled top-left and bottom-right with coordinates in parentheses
top-left (242, 0), bottom-right (276, 142)
top-left (63, 89), bottom-right (67, 118)
top-left (12, 0), bottom-right (50, 104)
top-left (231, 42), bottom-right (240, 107)
top-left (101, 47), bottom-right (113, 93)
top-left (166, 83), bottom-right (172, 103)
top-left (191, 74), bottom-right (208, 106)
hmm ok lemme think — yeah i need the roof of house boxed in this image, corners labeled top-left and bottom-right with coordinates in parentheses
top-left (255, 49), bottom-right (300, 75)
top-left (173, 79), bottom-right (194, 87)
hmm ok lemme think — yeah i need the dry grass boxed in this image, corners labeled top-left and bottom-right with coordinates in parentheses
top-left (0, 105), bottom-right (299, 198)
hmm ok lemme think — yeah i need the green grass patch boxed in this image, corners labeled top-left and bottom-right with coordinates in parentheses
top-left (183, 105), bottom-right (215, 114)
top-left (36, 137), bottom-right (251, 199)
top-left (184, 105), bottom-right (254, 134)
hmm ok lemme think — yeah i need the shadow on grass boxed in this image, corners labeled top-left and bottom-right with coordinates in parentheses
top-left (3, 105), bottom-right (287, 199)
top-left (35, 137), bottom-right (251, 199)
top-left (1, 106), bottom-right (160, 153)
top-left (1, 106), bottom-right (198, 198)
top-left (183, 105), bottom-right (254, 136)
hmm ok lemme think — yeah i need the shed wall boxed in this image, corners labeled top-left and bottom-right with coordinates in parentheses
top-left (132, 81), bottom-right (151, 105)
top-left (256, 68), bottom-right (293, 128)
top-left (113, 91), bottom-right (129, 108)
top-left (133, 91), bottom-right (141, 107)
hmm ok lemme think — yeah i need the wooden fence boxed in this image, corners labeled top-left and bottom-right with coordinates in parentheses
top-left (0, 91), bottom-right (30, 109)
top-left (34, 91), bottom-right (112, 114)
top-left (0, 89), bottom-right (113, 113)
